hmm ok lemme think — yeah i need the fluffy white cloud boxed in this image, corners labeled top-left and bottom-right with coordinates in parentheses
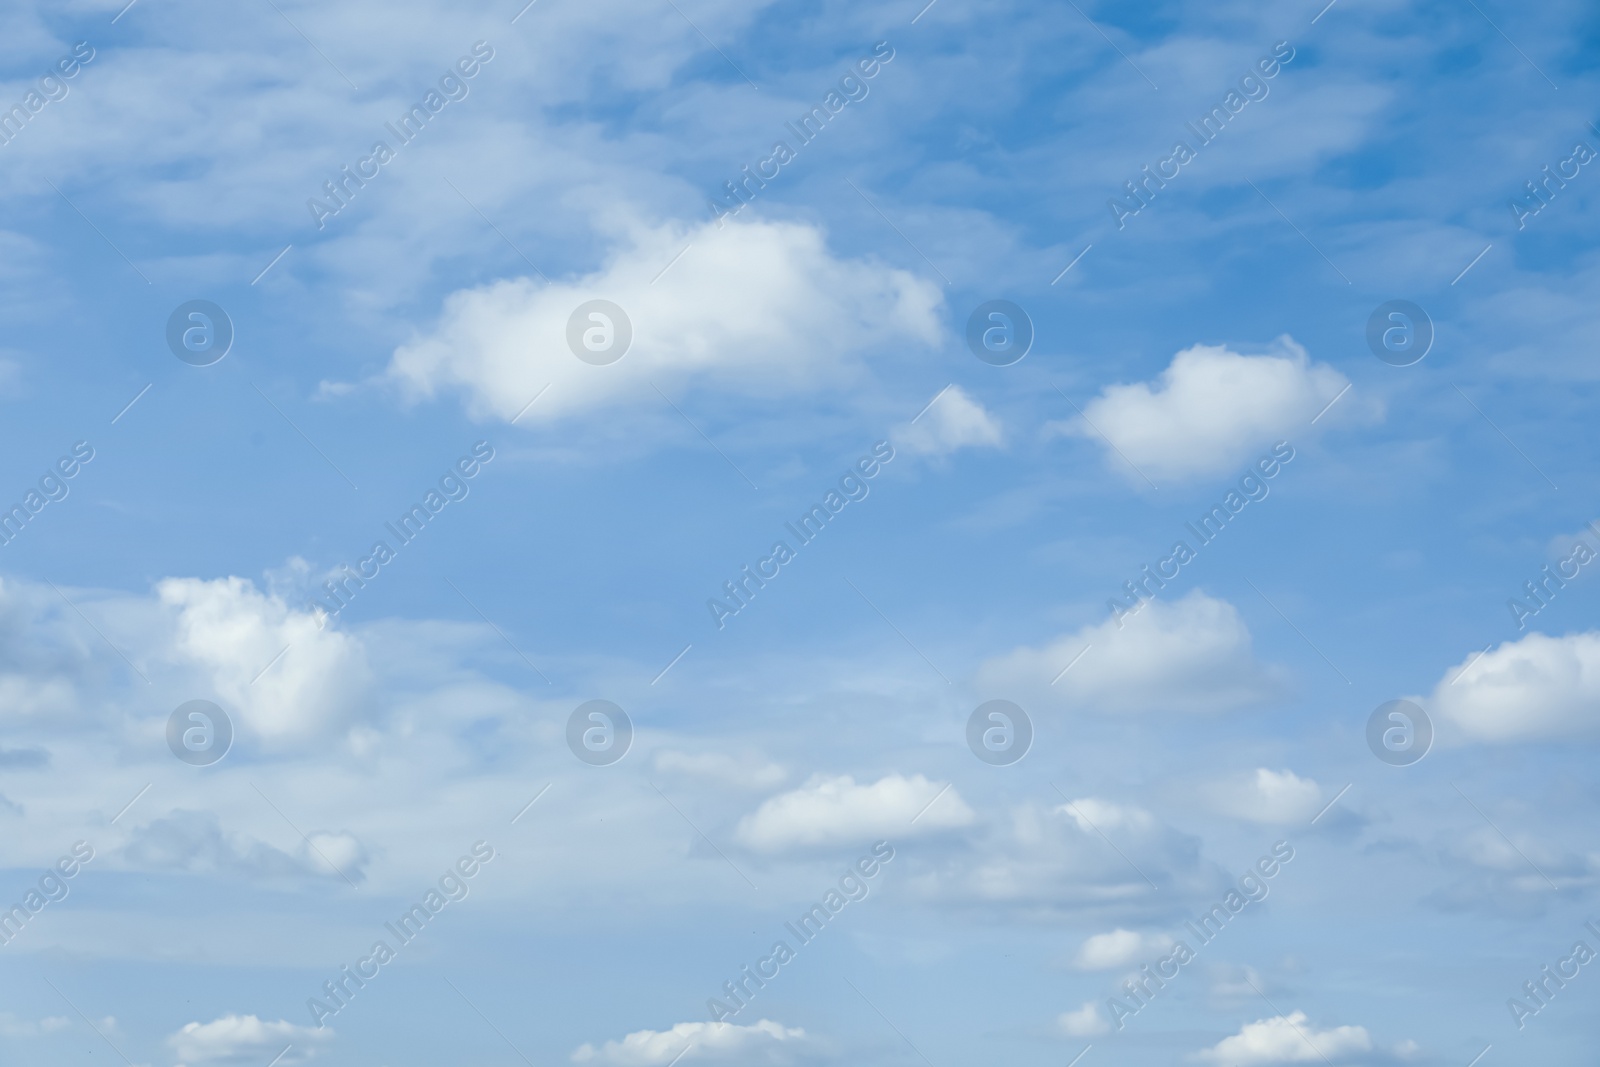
top-left (571, 1019), bottom-right (812, 1065)
top-left (169, 1015), bottom-right (331, 1065)
top-left (734, 773), bottom-right (974, 852)
top-left (1069, 337), bottom-right (1347, 482)
top-left (1071, 927), bottom-right (1173, 970)
top-left (895, 385), bottom-right (1003, 457)
top-left (158, 576), bottom-right (372, 743)
top-left (1204, 769), bottom-right (1322, 825)
top-left (1057, 1001), bottom-right (1109, 1037)
top-left (1196, 1011), bottom-right (1371, 1065)
top-left (976, 591), bottom-right (1283, 714)
top-left (1428, 630), bottom-right (1600, 742)
top-left (381, 217), bottom-right (943, 423)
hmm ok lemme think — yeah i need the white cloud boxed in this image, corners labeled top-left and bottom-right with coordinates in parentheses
top-left (1429, 630), bottom-right (1600, 742)
top-left (653, 750), bottom-right (786, 789)
top-left (1070, 337), bottom-right (1347, 482)
top-left (1071, 928), bottom-right (1173, 970)
top-left (909, 799), bottom-right (1211, 920)
top-left (976, 591), bottom-right (1283, 714)
top-left (895, 385), bottom-right (1003, 457)
top-left (734, 773), bottom-right (974, 852)
top-left (158, 576), bottom-right (372, 743)
top-left (1057, 1001), bottom-right (1109, 1037)
top-left (169, 1015), bottom-right (331, 1065)
top-left (1197, 1012), bottom-right (1371, 1065)
top-left (1204, 769), bottom-right (1322, 825)
top-left (381, 216), bottom-right (943, 424)
top-left (1058, 797), bottom-right (1156, 837)
top-left (571, 1019), bottom-right (812, 1066)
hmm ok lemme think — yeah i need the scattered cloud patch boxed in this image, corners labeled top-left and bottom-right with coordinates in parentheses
top-left (1071, 927), bottom-right (1175, 970)
top-left (123, 811), bottom-right (368, 884)
top-left (1196, 1011), bottom-right (1371, 1065)
top-left (381, 217), bottom-right (943, 424)
top-left (168, 1014), bottom-right (331, 1065)
top-left (571, 1019), bottom-right (814, 1065)
top-left (977, 591), bottom-right (1283, 714)
top-left (1204, 769), bottom-right (1322, 825)
top-left (1057, 1001), bottom-right (1109, 1037)
top-left (896, 385), bottom-right (1003, 457)
top-left (158, 576), bottom-right (373, 744)
top-left (734, 773), bottom-right (974, 852)
top-left (911, 799), bottom-right (1210, 920)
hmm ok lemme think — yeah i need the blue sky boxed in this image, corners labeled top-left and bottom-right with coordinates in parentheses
top-left (0, 0), bottom-right (1598, 1064)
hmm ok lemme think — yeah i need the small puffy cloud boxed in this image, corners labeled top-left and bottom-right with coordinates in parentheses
top-left (895, 385), bottom-right (1003, 457)
top-left (1204, 769), bottom-right (1323, 825)
top-left (1058, 1001), bottom-right (1109, 1037)
top-left (976, 591), bottom-right (1283, 714)
top-left (1429, 630), bottom-right (1600, 742)
top-left (734, 773), bottom-right (974, 852)
top-left (1069, 337), bottom-right (1347, 482)
top-left (1059, 797), bottom-right (1155, 837)
top-left (1196, 1012), bottom-right (1371, 1065)
top-left (571, 1019), bottom-right (813, 1065)
top-left (169, 1015), bottom-right (331, 1065)
top-left (1071, 928), bottom-right (1173, 970)
top-left (653, 749), bottom-right (786, 789)
top-left (158, 576), bottom-right (372, 743)
top-left (382, 217), bottom-right (942, 424)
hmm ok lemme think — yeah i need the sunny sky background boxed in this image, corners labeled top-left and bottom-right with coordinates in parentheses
top-left (0, 0), bottom-right (1598, 1065)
